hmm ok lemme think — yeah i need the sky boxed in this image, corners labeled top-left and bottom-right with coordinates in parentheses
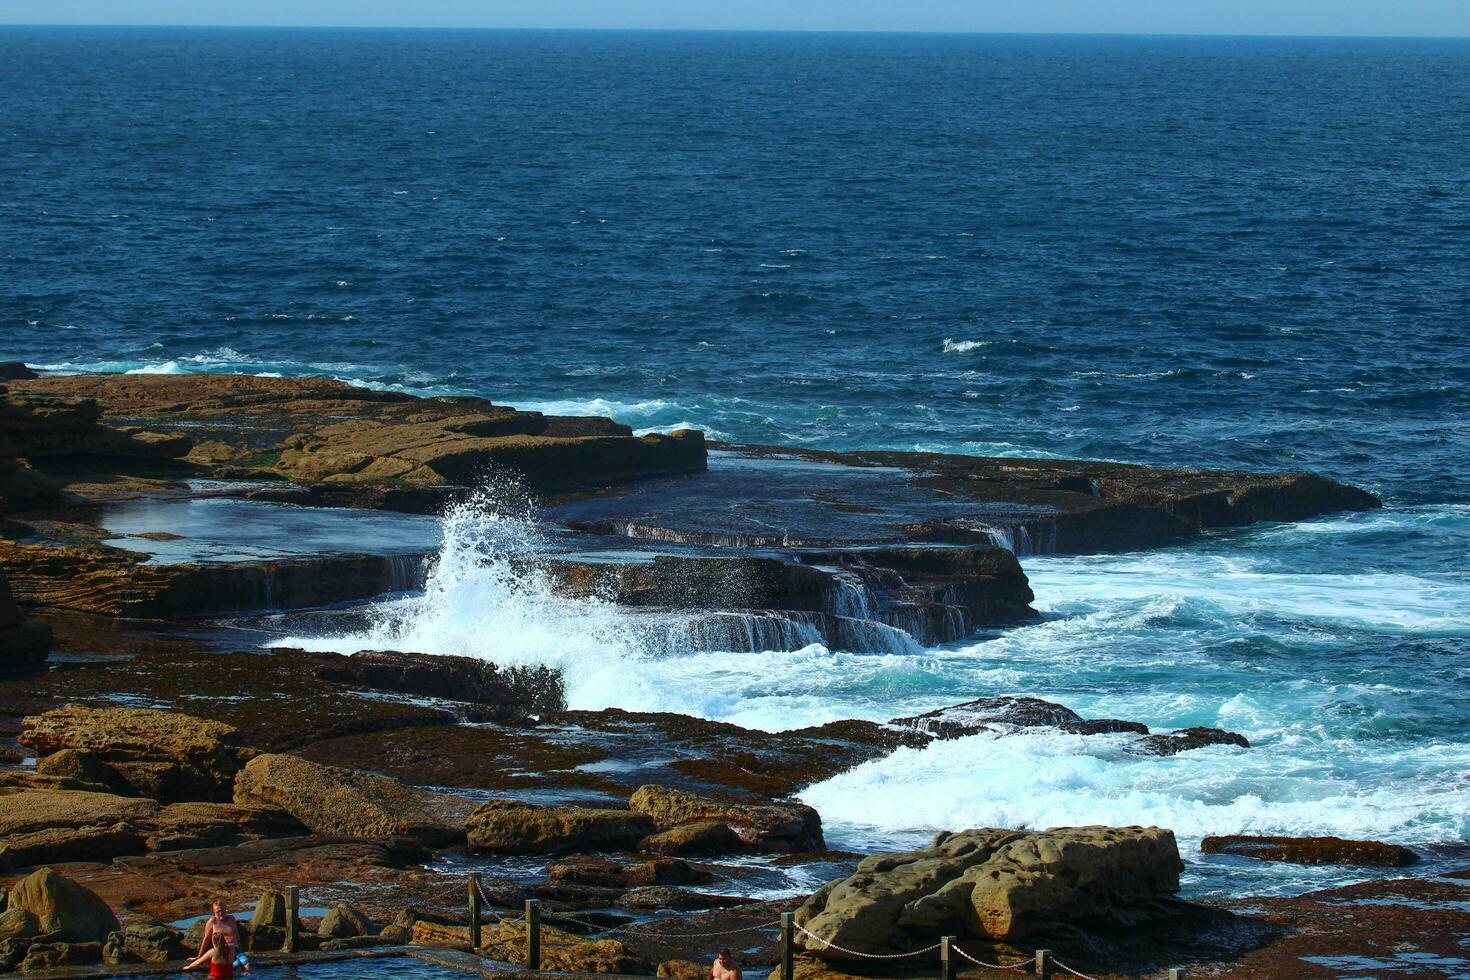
top-left (1, 0), bottom-right (1468, 37)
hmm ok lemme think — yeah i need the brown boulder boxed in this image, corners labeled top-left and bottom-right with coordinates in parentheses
top-left (659, 959), bottom-right (708, 980)
top-left (102, 923), bottom-right (189, 964)
top-left (465, 799), bottom-right (654, 854)
top-left (20, 704), bottom-right (258, 802)
top-left (639, 821), bottom-right (747, 857)
top-left (548, 856), bottom-right (715, 889)
top-left (233, 753), bottom-right (472, 845)
top-left (19, 940), bottom-right (104, 971)
top-left (629, 785), bottom-right (823, 852)
top-left (794, 826), bottom-right (1185, 955)
top-left (1201, 834), bottom-right (1419, 867)
top-left (6, 867), bottom-right (120, 944)
top-left (0, 907), bottom-right (39, 942)
top-left (318, 904), bottom-right (375, 938)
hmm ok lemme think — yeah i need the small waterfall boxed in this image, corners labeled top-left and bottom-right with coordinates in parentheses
top-left (661, 611), bottom-right (825, 654)
top-left (385, 553), bottom-right (428, 592)
top-left (830, 616), bottom-right (925, 656)
top-left (822, 568), bottom-right (878, 620)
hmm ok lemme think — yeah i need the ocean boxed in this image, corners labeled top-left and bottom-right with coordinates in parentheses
top-left (3, 27), bottom-right (1469, 897)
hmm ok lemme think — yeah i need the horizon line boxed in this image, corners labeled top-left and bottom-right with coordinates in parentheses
top-left (2, 23), bottom-right (1468, 41)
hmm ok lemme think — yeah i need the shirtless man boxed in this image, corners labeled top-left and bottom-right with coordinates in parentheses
top-left (198, 901), bottom-right (243, 967)
top-left (711, 948), bottom-right (742, 980)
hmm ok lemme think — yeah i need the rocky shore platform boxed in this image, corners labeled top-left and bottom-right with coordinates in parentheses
top-left (4, 371), bottom-right (1454, 977)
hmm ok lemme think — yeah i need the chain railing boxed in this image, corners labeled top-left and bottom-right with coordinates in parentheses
top-left (448, 874), bottom-right (1193, 980)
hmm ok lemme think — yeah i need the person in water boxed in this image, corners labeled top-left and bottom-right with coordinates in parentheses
top-left (195, 901), bottom-right (250, 974)
top-left (185, 934), bottom-right (238, 978)
top-left (711, 948), bottom-right (742, 980)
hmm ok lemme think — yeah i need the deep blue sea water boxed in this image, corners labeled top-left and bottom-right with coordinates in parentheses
top-left (4, 28), bottom-right (1470, 897)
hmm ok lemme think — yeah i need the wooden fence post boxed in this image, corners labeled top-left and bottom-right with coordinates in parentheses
top-left (284, 885), bottom-right (299, 954)
top-left (468, 873), bottom-right (482, 949)
top-left (526, 899), bottom-right (541, 971)
top-left (780, 912), bottom-right (795, 980)
top-left (1035, 949), bottom-right (1052, 979)
top-left (940, 936), bottom-right (956, 980)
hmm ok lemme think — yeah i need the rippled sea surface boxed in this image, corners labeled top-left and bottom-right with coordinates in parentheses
top-left (4, 28), bottom-right (1469, 897)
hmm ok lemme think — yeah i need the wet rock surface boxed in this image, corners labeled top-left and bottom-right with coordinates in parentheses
top-left (891, 695), bottom-right (1250, 757)
top-left (1201, 834), bottom-right (1420, 867)
top-left (304, 648), bottom-right (566, 720)
top-left (465, 800), bottom-right (656, 854)
top-left (0, 571), bottom-right (49, 679)
top-left (629, 784), bottom-right (824, 853)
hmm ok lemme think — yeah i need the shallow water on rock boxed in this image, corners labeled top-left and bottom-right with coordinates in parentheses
top-left (100, 495), bottom-right (442, 563)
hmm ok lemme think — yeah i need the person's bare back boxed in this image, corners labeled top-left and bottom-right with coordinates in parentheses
top-left (711, 948), bottom-right (742, 980)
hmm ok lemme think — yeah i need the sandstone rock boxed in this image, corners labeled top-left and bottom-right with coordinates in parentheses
top-left (319, 904), bottom-right (375, 938)
top-left (6, 867), bottom-right (120, 944)
top-left (102, 923), bottom-right (188, 964)
top-left (33, 748), bottom-right (129, 793)
top-left (321, 934), bottom-right (392, 950)
top-left (0, 907), bottom-right (39, 942)
top-left (18, 939), bottom-right (103, 971)
top-left (639, 821), bottom-right (747, 857)
top-left (307, 648), bottom-right (565, 719)
top-left (0, 789), bottom-right (158, 866)
top-left (659, 958), bottom-right (709, 980)
top-left (794, 826), bottom-right (1185, 955)
top-left (630, 785), bottom-right (823, 852)
top-left (1136, 727), bottom-right (1250, 756)
top-left (548, 856), bottom-right (715, 889)
top-left (465, 799), bottom-right (654, 854)
top-left (233, 753), bottom-right (471, 845)
top-left (20, 704), bottom-right (258, 802)
top-left (1201, 834), bottom-right (1419, 867)
top-left (144, 801), bottom-right (304, 851)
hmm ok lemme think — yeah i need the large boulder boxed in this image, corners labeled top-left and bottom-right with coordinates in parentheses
top-left (233, 753), bottom-right (472, 845)
top-left (479, 918), bottom-right (653, 974)
top-left (465, 800), bottom-right (654, 854)
top-left (102, 923), bottom-right (189, 964)
top-left (794, 826), bottom-right (1185, 955)
top-left (639, 821), bottom-right (747, 857)
top-left (629, 785), bottom-right (823, 852)
top-left (318, 904), bottom-right (374, 939)
top-left (20, 705), bottom-right (258, 802)
top-left (1201, 834), bottom-right (1418, 867)
top-left (5, 867), bottom-right (120, 944)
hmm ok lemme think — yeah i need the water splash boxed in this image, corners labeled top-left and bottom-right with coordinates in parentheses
top-left (279, 488), bottom-right (657, 710)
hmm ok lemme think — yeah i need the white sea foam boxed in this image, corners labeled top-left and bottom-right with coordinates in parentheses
top-left (799, 725), bottom-right (1470, 851)
top-left (277, 491), bottom-right (659, 711)
top-left (941, 338), bottom-right (989, 353)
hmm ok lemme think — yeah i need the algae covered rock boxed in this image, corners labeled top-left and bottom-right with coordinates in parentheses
top-left (233, 753), bottom-right (472, 845)
top-left (1201, 834), bottom-right (1418, 866)
top-left (465, 799), bottom-right (654, 854)
top-left (794, 826), bottom-right (1185, 955)
top-left (639, 820), bottom-right (746, 857)
top-left (630, 784), bottom-right (823, 852)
